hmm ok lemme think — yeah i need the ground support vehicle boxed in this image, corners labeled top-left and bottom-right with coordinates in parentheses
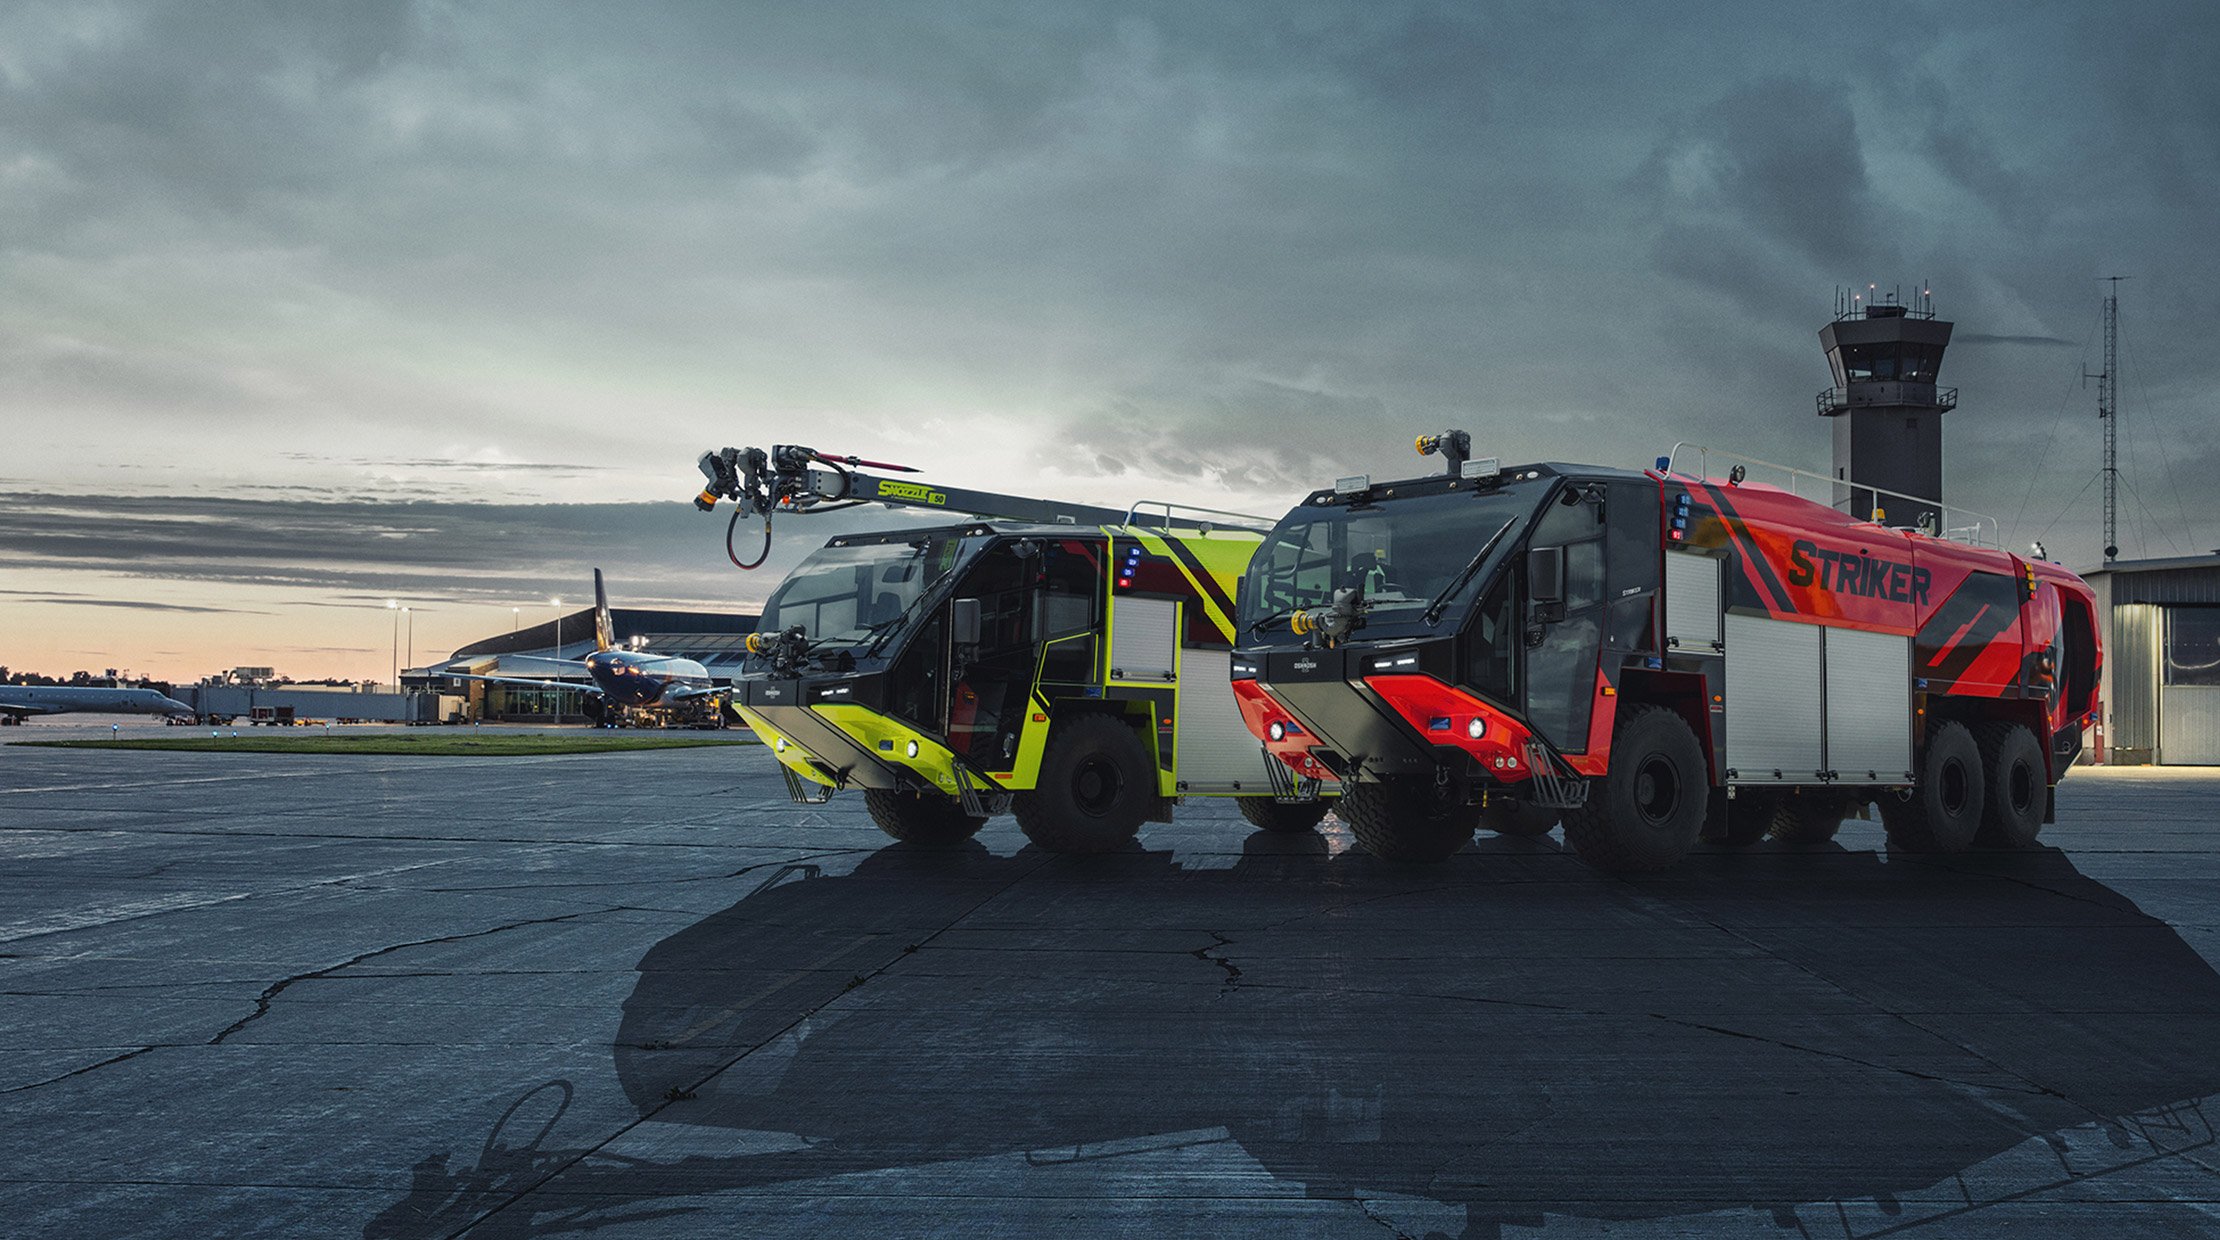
top-left (693, 444), bottom-right (1329, 851)
top-left (1230, 435), bottom-right (2102, 870)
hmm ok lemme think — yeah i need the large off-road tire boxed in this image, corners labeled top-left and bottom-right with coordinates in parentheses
top-left (1880, 720), bottom-right (1984, 854)
top-left (1481, 797), bottom-right (1559, 837)
top-left (1563, 705), bottom-right (1708, 873)
top-left (1767, 792), bottom-right (1855, 846)
top-left (1235, 796), bottom-right (1329, 834)
top-left (1010, 715), bottom-right (1155, 854)
top-left (1700, 788), bottom-right (1776, 847)
top-left (1974, 722), bottom-right (2047, 849)
top-left (863, 788), bottom-right (988, 845)
top-left (1337, 777), bottom-right (1477, 863)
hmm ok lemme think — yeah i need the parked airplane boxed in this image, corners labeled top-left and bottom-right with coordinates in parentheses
top-left (443, 570), bottom-right (719, 709)
top-left (0, 684), bottom-right (195, 724)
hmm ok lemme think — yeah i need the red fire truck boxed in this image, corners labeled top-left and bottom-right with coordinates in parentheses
top-left (1230, 436), bottom-right (2102, 872)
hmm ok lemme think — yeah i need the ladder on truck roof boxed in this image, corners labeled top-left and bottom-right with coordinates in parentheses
top-left (1660, 442), bottom-right (2000, 549)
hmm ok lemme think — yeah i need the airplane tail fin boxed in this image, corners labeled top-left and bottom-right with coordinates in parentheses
top-left (593, 569), bottom-right (616, 652)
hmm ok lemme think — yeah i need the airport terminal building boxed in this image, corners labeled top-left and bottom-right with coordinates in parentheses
top-left (430, 606), bottom-right (758, 723)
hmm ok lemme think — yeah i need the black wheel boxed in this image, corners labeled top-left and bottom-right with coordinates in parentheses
top-left (1974, 722), bottom-right (2047, 849)
top-left (863, 788), bottom-right (987, 845)
top-left (1236, 797), bottom-right (1329, 834)
top-left (1700, 788), bottom-right (1776, 847)
top-left (1010, 715), bottom-right (1155, 853)
top-left (1881, 720), bottom-right (1984, 853)
top-left (1336, 777), bottom-right (1476, 863)
top-left (1767, 792), bottom-right (1854, 846)
top-left (1563, 704), bottom-right (1708, 873)
top-left (1480, 797), bottom-right (1558, 837)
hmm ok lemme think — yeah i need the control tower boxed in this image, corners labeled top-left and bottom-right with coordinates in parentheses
top-left (1817, 289), bottom-right (1954, 523)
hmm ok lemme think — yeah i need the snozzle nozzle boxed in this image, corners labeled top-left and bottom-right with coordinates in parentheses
top-left (1289, 587), bottom-right (1367, 649)
top-left (1415, 429), bottom-right (1471, 475)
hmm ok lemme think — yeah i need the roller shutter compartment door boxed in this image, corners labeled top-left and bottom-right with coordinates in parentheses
top-left (1823, 627), bottom-right (1912, 782)
top-left (1724, 614), bottom-right (1824, 784)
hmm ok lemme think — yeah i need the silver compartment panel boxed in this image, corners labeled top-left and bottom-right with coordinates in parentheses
top-left (1174, 650), bottom-right (1282, 793)
top-left (1110, 596), bottom-right (1179, 682)
top-left (1823, 626), bottom-right (1912, 781)
top-left (1724, 613), bottom-right (1824, 782)
top-left (1665, 552), bottom-right (1723, 652)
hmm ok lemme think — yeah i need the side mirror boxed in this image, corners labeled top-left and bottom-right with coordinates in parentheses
top-left (1528, 546), bottom-right (1566, 604)
top-left (950, 598), bottom-right (983, 645)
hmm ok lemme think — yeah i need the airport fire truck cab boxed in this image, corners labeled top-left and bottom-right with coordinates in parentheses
top-left (1231, 434), bottom-right (2102, 871)
top-left (694, 443), bottom-right (1328, 852)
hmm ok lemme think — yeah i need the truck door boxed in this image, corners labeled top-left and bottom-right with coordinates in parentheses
top-left (1523, 485), bottom-right (1608, 750)
top-left (949, 543), bottom-right (1040, 767)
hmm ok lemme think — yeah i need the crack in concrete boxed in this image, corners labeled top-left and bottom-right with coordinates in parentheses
top-left (1622, 875), bottom-right (2103, 1120)
top-left (375, 850), bottom-right (875, 896)
top-left (206, 909), bottom-right (615, 1046)
top-left (1650, 1015), bottom-right (2064, 1099)
top-left (1191, 931), bottom-right (1242, 993)
top-left (0, 1045), bottom-right (160, 1095)
top-left (452, 849), bottom-right (1063, 1237)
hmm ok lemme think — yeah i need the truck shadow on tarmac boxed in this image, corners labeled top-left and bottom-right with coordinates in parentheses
top-left (367, 834), bottom-right (2220, 1239)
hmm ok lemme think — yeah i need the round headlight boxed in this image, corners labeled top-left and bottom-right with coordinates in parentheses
top-left (774, 737), bottom-right (787, 752)
top-left (1466, 717), bottom-right (1487, 740)
top-left (905, 739), bottom-right (921, 758)
top-left (1267, 721), bottom-right (1287, 742)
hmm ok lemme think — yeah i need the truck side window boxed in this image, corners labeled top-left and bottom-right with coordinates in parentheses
top-left (1465, 573), bottom-right (1518, 705)
top-left (1039, 540), bottom-right (1101, 683)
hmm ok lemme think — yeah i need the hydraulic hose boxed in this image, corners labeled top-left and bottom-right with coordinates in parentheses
top-left (727, 506), bottom-right (772, 571)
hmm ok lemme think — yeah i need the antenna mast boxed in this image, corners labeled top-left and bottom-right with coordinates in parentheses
top-left (2088, 277), bottom-right (2127, 561)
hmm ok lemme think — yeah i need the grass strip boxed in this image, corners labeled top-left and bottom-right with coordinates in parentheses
top-left (11, 734), bottom-right (756, 756)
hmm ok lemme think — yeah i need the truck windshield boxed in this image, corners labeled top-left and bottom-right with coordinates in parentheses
top-left (1239, 482), bottom-right (1549, 637)
top-left (758, 535), bottom-right (975, 651)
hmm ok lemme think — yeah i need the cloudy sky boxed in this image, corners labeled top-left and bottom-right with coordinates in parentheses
top-left (4, 1), bottom-right (2217, 682)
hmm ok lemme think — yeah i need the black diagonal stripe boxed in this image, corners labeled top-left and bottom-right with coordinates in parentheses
top-left (1918, 572), bottom-right (2020, 685)
top-left (1704, 484), bottom-right (1791, 613)
top-left (1158, 533), bottom-right (1239, 643)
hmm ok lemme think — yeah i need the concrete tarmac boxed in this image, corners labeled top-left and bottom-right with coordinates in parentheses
top-left (3, 731), bottom-right (2218, 1238)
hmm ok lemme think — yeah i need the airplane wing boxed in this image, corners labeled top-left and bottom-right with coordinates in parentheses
top-left (659, 685), bottom-right (721, 701)
top-left (0, 702), bottom-right (59, 718)
top-left (484, 655), bottom-right (592, 675)
top-left (442, 672), bottom-right (605, 697)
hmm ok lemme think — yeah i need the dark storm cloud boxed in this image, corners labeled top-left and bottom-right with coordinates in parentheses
top-left (1955, 334), bottom-right (2077, 348)
top-left (4, 597), bottom-right (267, 615)
top-left (3, 0), bottom-right (2219, 572)
top-left (0, 491), bottom-right (935, 609)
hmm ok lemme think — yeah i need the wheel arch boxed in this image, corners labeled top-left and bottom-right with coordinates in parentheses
top-left (1617, 668), bottom-right (1720, 784)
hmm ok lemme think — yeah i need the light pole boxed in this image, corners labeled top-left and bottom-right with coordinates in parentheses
top-left (386, 599), bottom-right (399, 689)
top-left (512, 606), bottom-right (520, 634)
top-left (404, 606), bottom-right (413, 679)
top-left (549, 597), bottom-right (565, 722)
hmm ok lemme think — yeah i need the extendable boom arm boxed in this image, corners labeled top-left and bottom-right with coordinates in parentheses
top-left (697, 442), bottom-right (1128, 525)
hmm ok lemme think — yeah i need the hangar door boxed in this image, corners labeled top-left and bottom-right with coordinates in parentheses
top-left (2161, 607), bottom-right (2220, 764)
